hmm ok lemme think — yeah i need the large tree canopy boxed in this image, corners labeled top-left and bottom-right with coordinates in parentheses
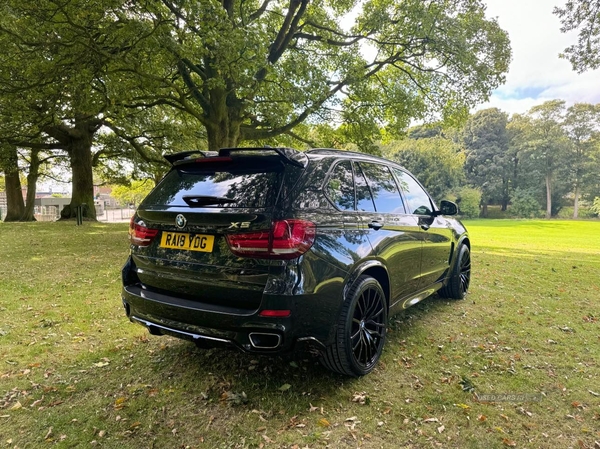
top-left (0, 0), bottom-right (167, 220)
top-left (1, 0), bottom-right (511, 221)
top-left (554, 0), bottom-right (600, 72)
top-left (129, 0), bottom-right (511, 150)
top-left (463, 108), bottom-right (512, 214)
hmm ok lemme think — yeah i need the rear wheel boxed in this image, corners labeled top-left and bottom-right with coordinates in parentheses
top-left (439, 244), bottom-right (471, 299)
top-left (321, 276), bottom-right (387, 377)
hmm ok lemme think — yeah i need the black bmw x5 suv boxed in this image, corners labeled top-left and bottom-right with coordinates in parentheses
top-left (122, 147), bottom-right (471, 376)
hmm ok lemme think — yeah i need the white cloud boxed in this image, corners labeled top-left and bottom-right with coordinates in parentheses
top-left (477, 0), bottom-right (600, 115)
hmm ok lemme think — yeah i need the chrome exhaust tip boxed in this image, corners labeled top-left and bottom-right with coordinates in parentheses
top-left (248, 332), bottom-right (282, 349)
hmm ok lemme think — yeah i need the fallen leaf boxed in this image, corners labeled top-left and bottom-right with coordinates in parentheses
top-left (502, 438), bottom-right (517, 447)
top-left (317, 418), bottom-right (330, 427)
top-left (437, 425), bottom-right (445, 433)
top-left (351, 392), bottom-right (369, 405)
top-left (9, 401), bottom-right (22, 410)
top-left (478, 415), bottom-right (487, 422)
top-left (424, 417), bottom-right (439, 423)
top-left (93, 362), bottom-right (109, 368)
top-left (278, 383), bottom-right (291, 392)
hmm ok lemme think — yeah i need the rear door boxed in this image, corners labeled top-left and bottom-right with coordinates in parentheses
top-left (392, 168), bottom-right (454, 288)
top-left (356, 162), bottom-right (422, 305)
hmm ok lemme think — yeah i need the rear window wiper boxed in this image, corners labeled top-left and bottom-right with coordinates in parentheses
top-left (182, 195), bottom-right (236, 207)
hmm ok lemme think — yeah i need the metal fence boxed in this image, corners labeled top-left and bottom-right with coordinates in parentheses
top-left (0, 206), bottom-right (134, 223)
top-left (97, 207), bottom-right (134, 223)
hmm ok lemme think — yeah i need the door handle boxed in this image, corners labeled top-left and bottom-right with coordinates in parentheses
top-left (368, 221), bottom-right (384, 230)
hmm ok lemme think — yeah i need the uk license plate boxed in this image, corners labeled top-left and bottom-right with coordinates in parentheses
top-left (160, 232), bottom-right (215, 252)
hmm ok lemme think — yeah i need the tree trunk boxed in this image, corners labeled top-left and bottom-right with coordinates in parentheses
top-left (545, 174), bottom-right (552, 219)
top-left (480, 202), bottom-right (488, 218)
top-left (60, 124), bottom-right (97, 220)
top-left (573, 182), bottom-right (580, 219)
top-left (205, 90), bottom-right (243, 151)
top-left (1, 145), bottom-right (26, 222)
top-left (501, 177), bottom-right (509, 211)
top-left (206, 118), bottom-right (242, 151)
top-left (23, 148), bottom-right (40, 222)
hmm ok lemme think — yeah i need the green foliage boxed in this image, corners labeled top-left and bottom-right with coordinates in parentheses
top-left (511, 101), bottom-right (572, 218)
top-left (129, 0), bottom-right (511, 149)
top-left (509, 188), bottom-right (543, 218)
top-left (592, 197), bottom-right (600, 215)
top-left (110, 180), bottom-right (154, 207)
top-left (463, 108), bottom-right (512, 208)
top-left (554, 0), bottom-right (600, 72)
top-left (557, 205), bottom-right (597, 218)
top-left (381, 137), bottom-right (465, 203)
top-left (563, 103), bottom-right (600, 205)
top-left (455, 187), bottom-right (481, 218)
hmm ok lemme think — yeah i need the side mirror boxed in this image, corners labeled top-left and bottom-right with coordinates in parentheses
top-left (438, 200), bottom-right (458, 216)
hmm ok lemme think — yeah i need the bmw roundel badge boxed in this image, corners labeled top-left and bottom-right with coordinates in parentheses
top-left (175, 214), bottom-right (187, 229)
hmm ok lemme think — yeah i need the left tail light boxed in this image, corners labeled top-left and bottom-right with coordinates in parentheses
top-left (226, 219), bottom-right (316, 260)
top-left (129, 216), bottom-right (159, 247)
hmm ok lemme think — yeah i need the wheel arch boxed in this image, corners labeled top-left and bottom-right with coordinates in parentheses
top-left (344, 261), bottom-right (391, 310)
top-left (459, 236), bottom-right (471, 250)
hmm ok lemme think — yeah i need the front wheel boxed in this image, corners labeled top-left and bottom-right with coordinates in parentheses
top-left (321, 276), bottom-right (387, 377)
top-left (439, 244), bottom-right (471, 300)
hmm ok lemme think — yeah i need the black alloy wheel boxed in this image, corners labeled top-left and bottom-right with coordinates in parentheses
top-left (321, 276), bottom-right (388, 376)
top-left (440, 244), bottom-right (471, 299)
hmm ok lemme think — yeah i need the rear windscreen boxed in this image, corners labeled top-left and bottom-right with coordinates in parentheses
top-left (142, 157), bottom-right (285, 209)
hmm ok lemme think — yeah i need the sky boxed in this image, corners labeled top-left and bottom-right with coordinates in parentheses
top-left (478, 0), bottom-right (600, 115)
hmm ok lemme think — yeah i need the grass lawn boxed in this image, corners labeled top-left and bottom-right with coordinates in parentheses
top-left (1, 219), bottom-right (599, 448)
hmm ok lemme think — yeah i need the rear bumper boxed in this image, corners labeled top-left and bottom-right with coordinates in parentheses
top-left (121, 284), bottom-right (327, 354)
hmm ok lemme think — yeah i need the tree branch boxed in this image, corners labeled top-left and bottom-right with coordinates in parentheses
top-left (267, 0), bottom-right (308, 64)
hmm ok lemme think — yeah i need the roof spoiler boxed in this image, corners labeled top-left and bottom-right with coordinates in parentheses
top-left (163, 150), bottom-right (217, 165)
top-left (164, 147), bottom-right (308, 168)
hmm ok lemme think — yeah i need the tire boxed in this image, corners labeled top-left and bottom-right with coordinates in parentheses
top-left (439, 244), bottom-right (471, 300)
top-left (321, 276), bottom-right (388, 377)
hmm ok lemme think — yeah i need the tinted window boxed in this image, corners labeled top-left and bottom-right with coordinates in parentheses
top-left (358, 162), bottom-right (406, 214)
top-left (393, 169), bottom-right (433, 215)
top-left (326, 161), bottom-right (355, 211)
top-left (142, 159), bottom-right (283, 209)
top-left (354, 163), bottom-right (376, 212)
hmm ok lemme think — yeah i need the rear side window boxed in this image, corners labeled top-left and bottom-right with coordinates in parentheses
top-left (354, 163), bottom-right (376, 212)
top-left (326, 160), bottom-right (355, 211)
top-left (393, 168), bottom-right (434, 215)
top-left (358, 162), bottom-right (406, 214)
top-left (142, 157), bottom-right (284, 209)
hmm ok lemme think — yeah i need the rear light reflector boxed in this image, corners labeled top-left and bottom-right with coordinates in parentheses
top-left (129, 217), bottom-right (159, 246)
top-left (259, 310), bottom-right (291, 317)
top-left (226, 219), bottom-right (315, 260)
